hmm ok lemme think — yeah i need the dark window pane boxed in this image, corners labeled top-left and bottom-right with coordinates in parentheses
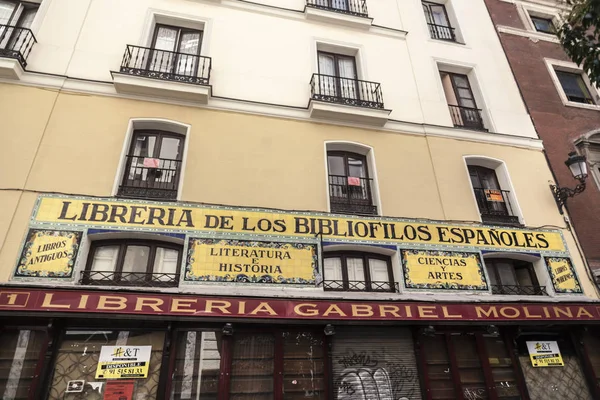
top-left (422, 335), bottom-right (455, 399)
top-left (556, 70), bottom-right (594, 104)
top-left (282, 332), bottom-right (325, 399)
top-left (0, 330), bottom-right (44, 400)
top-left (484, 336), bottom-right (521, 399)
top-left (452, 335), bottom-right (489, 399)
top-left (531, 16), bottom-right (554, 33)
top-left (230, 334), bottom-right (274, 400)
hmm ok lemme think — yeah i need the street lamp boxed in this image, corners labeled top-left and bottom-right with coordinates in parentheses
top-left (550, 152), bottom-right (588, 210)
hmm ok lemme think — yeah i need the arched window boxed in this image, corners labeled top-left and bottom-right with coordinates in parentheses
top-left (82, 239), bottom-right (182, 287)
top-left (323, 251), bottom-right (394, 292)
top-left (118, 130), bottom-right (184, 200)
top-left (484, 258), bottom-right (546, 296)
top-left (327, 151), bottom-right (376, 215)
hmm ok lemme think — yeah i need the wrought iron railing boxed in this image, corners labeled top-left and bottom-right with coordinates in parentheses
top-left (427, 23), bottom-right (456, 41)
top-left (120, 45), bottom-right (211, 85)
top-left (324, 280), bottom-right (398, 292)
top-left (448, 105), bottom-right (486, 131)
top-left (310, 73), bottom-right (384, 109)
top-left (472, 188), bottom-right (521, 226)
top-left (118, 155), bottom-right (182, 200)
top-left (329, 174), bottom-right (377, 215)
top-left (0, 25), bottom-right (36, 67)
top-left (306, 0), bottom-right (368, 17)
top-left (491, 285), bottom-right (547, 296)
top-left (80, 271), bottom-right (180, 288)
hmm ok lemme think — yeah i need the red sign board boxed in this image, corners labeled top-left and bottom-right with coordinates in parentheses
top-left (104, 380), bottom-right (134, 400)
top-left (0, 288), bottom-right (599, 322)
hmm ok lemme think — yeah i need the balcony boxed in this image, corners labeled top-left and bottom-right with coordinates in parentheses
top-left (80, 270), bottom-right (179, 288)
top-left (118, 155), bottom-right (182, 200)
top-left (112, 45), bottom-right (212, 103)
top-left (448, 105), bottom-right (487, 131)
top-left (309, 74), bottom-right (390, 126)
top-left (0, 25), bottom-right (36, 79)
top-left (491, 285), bottom-right (547, 296)
top-left (324, 280), bottom-right (398, 293)
top-left (305, 0), bottom-right (372, 28)
top-left (427, 23), bottom-right (456, 42)
top-left (329, 175), bottom-right (377, 215)
top-left (472, 188), bottom-right (521, 226)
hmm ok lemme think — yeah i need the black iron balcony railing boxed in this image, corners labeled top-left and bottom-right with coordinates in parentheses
top-left (306, 0), bottom-right (368, 17)
top-left (472, 188), bottom-right (521, 226)
top-left (310, 73), bottom-right (384, 109)
top-left (448, 105), bottom-right (486, 131)
top-left (120, 45), bottom-right (211, 85)
top-left (329, 174), bottom-right (377, 215)
top-left (324, 280), bottom-right (398, 292)
top-left (427, 23), bottom-right (456, 42)
top-left (118, 155), bottom-right (182, 200)
top-left (80, 271), bottom-right (179, 288)
top-left (0, 25), bottom-right (36, 68)
top-left (491, 285), bottom-right (547, 296)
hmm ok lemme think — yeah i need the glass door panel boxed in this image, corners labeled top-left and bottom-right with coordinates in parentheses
top-left (452, 335), bottom-right (489, 399)
top-left (230, 333), bottom-right (275, 400)
top-left (423, 335), bottom-right (456, 399)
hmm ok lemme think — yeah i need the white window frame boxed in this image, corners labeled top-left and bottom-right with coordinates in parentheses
top-left (496, 2), bottom-right (563, 44)
top-left (463, 155), bottom-right (525, 225)
top-left (323, 141), bottom-right (382, 216)
top-left (111, 118), bottom-right (191, 201)
top-left (544, 58), bottom-right (600, 111)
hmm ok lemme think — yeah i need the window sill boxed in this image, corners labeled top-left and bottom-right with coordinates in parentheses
top-left (497, 25), bottom-right (559, 43)
top-left (0, 57), bottom-right (25, 80)
top-left (427, 38), bottom-right (467, 47)
top-left (564, 101), bottom-right (600, 112)
top-left (304, 6), bottom-right (373, 29)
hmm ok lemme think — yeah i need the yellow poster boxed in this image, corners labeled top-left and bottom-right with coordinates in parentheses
top-left (526, 341), bottom-right (564, 367)
top-left (185, 239), bottom-right (317, 284)
top-left (16, 229), bottom-right (81, 278)
top-left (95, 346), bottom-right (151, 379)
top-left (545, 257), bottom-right (582, 294)
top-left (402, 250), bottom-right (487, 290)
top-left (32, 196), bottom-right (567, 252)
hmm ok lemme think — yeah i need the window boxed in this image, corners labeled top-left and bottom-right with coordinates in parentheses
top-left (440, 72), bottom-right (486, 130)
top-left (484, 258), bottom-right (546, 295)
top-left (530, 15), bottom-right (555, 34)
top-left (0, 1), bottom-right (38, 27)
top-left (468, 165), bottom-right (519, 225)
top-left (82, 239), bottom-right (182, 287)
top-left (555, 70), bottom-right (595, 104)
top-left (323, 251), bottom-right (394, 292)
top-left (327, 151), bottom-right (377, 215)
top-left (317, 51), bottom-right (358, 101)
top-left (118, 130), bottom-right (184, 200)
top-left (422, 1), bottom-right (456, 41)
top-left (0, 0), bottom-right (38, 62)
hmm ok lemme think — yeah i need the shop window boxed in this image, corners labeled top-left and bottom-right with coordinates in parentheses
top-left (327, 151), bottom-right (378, 216)
top-left (82, 239), bottom-right (182, 288)
top-left (0, 330), bottom-right (45, 400)
top-left (170, 330), bottom-right (222, 400)
top-left (229, 331), bottom-right (325, 399)
top-left (484, 258), bottom-right (546, 296)
top-left (468, 165), bottom-right (520, 226)
top-left (118, 130), bottom-right (185, 201)
top-left (47, 330), bottom-right (165, 399)
top-left (323, 251), bottom-right (395, 292)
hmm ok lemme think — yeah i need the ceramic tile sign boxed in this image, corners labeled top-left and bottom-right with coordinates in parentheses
top-left (185, 238), bottom-right (317, 284)
top-left (15, 229), bottom-right (81, 278)
top-left (526, 341), bottom-right (564, 367)
top-left (402, 249), bottom-right (488, 291)
top-left (545, 257), bottom-right (583, 294)
top-left (95, 346), bottom-right (151, 379)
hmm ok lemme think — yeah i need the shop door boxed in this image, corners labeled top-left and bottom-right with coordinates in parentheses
top-left (517, 336), bottom-right (593, 400)
top-left (331, 327), bottom-right (421, 400)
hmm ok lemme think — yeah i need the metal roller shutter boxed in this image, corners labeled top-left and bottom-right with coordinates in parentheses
top-left (331, 327), bottom-right (422, 400)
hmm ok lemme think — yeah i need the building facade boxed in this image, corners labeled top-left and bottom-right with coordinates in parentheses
top-left (0, 0), bottom-right (599, 399)
top-left (484, 0), bottom-right (600, 277)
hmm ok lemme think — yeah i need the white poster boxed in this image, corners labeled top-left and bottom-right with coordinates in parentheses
top-left (95, 345), bottom-right (152, 379)
top-left (526, 341), bottom-right (564, 367)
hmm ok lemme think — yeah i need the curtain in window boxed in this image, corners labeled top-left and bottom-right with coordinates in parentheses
top-left (337, 57), bottom-right (357, 100)
top-left (90, 245), bottom-right (119, 274)
top-left (121, 245), bottom-right (150, 280)
top-left (369, 259), bottom-right (390, 290)
top-left (129, 135), bottom-right (156, 181)
top-left (324, 257), bottom-right (343, 280)
top-left (230, 334), bottom-right (275, 400)
top-left (171, 331), bottom-right (222, 400)
top-left (331, 0), bottom-right (349, 11)
top-left (347, 257), bottom-right (365, 290)
top-left (176, 31), bottom-right (201, 77)
top-left (0, 1), bottom-right (16, 25)
top-left (318, 53), bottom-right (337, 97)
top-left (153, 26), bottom-right (178, 73)
top-left (154, 247), bottom-right (179, 280)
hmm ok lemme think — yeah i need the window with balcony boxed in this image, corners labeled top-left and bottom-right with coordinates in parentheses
top-left (323, 251), bottom-right (394, 292)
top-left (120, 23), bottom-right (210, 86)
top-left (327, 151), bottom-right (377, 215)
top-left (440, 72), bottom-right (486, 131)
top-left (81, 239), bottom-right (182, 287)
top-left (118, 130), bottom-right (183, 200)
top-left (0, 0), bottom-right (38, 68)
top-left (311, 51), bottom-right (383, 109)
top-left (422, 1), bottom-right (456, 42)
top-left (555, 70), bottom-right (595, 105)
top-left (468, 165), bottom-right (519, 226)
top-left (306, 0), bottom-right (368, 17)
top-left (484, 258), bottom-right (546, 295)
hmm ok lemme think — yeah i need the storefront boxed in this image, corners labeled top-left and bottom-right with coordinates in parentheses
top-left (1, 289), bottom-right (600, 400)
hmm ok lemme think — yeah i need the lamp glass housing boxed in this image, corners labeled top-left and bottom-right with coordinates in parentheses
top-left (565, 152), bottom-right (588, 180)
